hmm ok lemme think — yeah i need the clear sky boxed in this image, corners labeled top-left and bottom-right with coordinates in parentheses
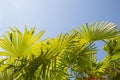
top-left (0, 0), bottom-right (120, 60)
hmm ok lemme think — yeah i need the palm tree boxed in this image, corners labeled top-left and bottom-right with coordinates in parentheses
top-left (0, 27), bottom-right (69, 80)
top-left (0, 27), bottom-right (46, 79)
top-left (101, 37), bottom-right (120, 80)
top-left (62, 22), bottom-right (120, 80)
top-left (0, 22), bottom-right (120, 80)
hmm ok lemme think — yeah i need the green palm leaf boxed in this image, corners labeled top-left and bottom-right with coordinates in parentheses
top-left (22, 34), bottom-right (69, 80)
top-left (0, 27), bottom-right (45, 58)
top-left (77, 22), bottom-right (119, 42)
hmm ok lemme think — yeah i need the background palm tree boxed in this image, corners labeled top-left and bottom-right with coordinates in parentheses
top-left (62, 22), bottom-right (120, 80)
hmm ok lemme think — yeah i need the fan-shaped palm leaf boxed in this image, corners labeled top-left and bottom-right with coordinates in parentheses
top-left (77, 22), bottom-right (119, 42)
top-left (0, 27), bottom-right (45, 58)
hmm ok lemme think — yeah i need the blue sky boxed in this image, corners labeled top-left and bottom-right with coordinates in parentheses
top-left (0, 0), bottom-right (120, 60)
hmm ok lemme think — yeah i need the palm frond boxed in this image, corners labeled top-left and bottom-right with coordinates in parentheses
top-left (0, 27), bottom-right (45, 58)
top-left (77, 22), bottom-right (119, 42)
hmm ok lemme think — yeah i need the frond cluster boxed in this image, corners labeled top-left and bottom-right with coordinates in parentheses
top-left (0, 22), bottom-right (120, 80)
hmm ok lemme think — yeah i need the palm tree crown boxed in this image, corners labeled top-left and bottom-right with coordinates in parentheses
top-left (0, 22), bottom-right (120, 80)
